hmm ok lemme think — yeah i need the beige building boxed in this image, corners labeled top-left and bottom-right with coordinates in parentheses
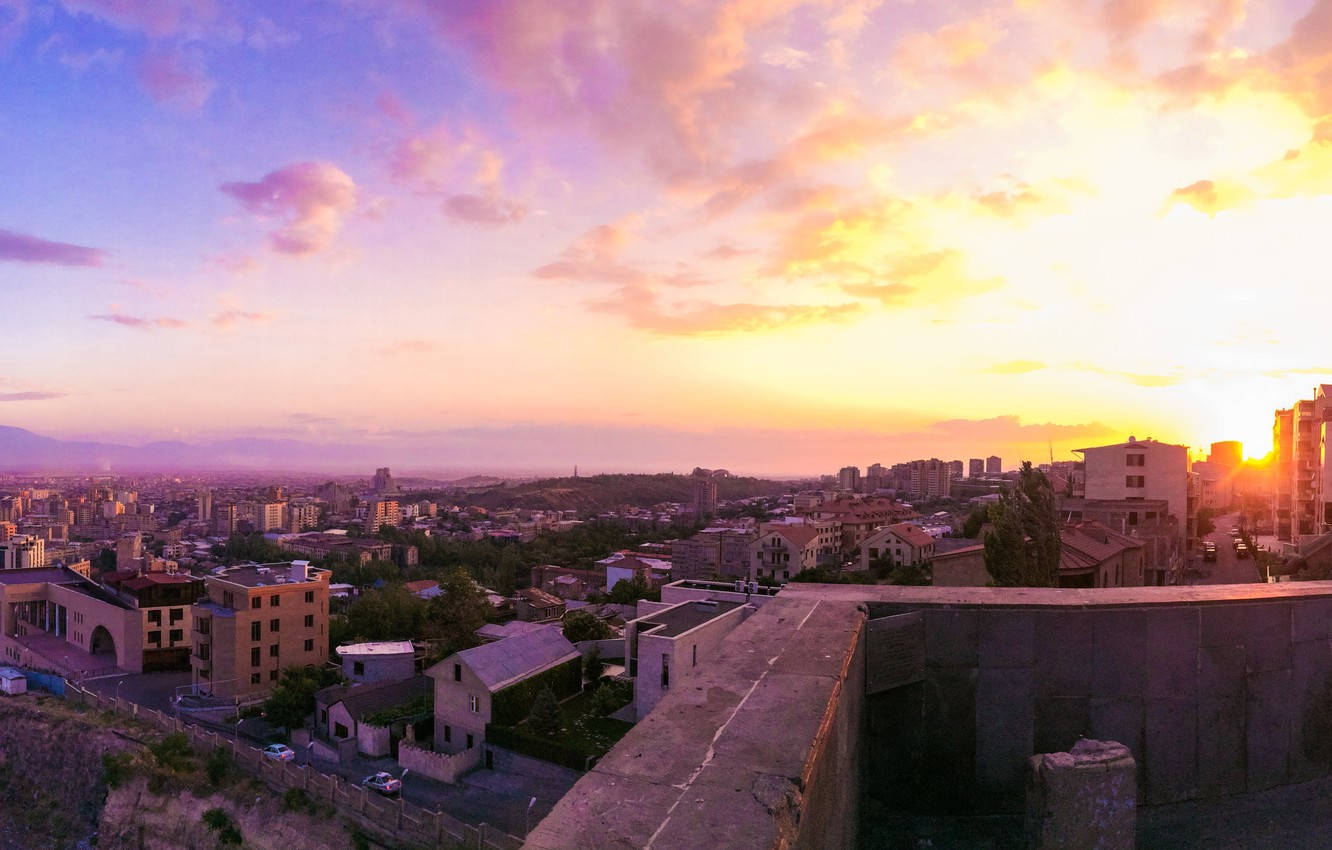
top-left (909, 459), bottom-right (953, 499)
top-left (1075, 438), bottom-right (1191, 548)
top-left (626, 598), bottom-right (753, 721)
top-left (749, 526), bottom-right (822, 581)
top-left (363, 498), bottom-right (399, 533)
top-left (0, 535), bottom-right (45, 570)
top-left (0, 566), bottom-right (144, 675)
top-left (671, 527), bottom-right (757, 580)
top-left (859, 523), bottom-right (937, 571)
top-left (190, 561), bottom-right (331, 701)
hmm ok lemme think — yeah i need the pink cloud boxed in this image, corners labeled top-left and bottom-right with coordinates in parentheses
top-left (89, 312), bottom-right (188, 330)
top-left (137, 47), bottom-right (214, 110)
top-left (220, 162), bottom-right (358, 255)
top-left (590, 284), bottom-right (862, 336)
top-left (211, 310), bottom-right (270, 328)
top-left (442, 193), bottom-right (527, 226)
top-left (0, 228), bottom-right (106, 266)
top-left (0, 0), bottom-right (27, 49)
top-left (61, 0), bottom-right (218, 38)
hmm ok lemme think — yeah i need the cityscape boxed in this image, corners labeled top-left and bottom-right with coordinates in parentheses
top-left (5, 1), bottom-right (1332, 849)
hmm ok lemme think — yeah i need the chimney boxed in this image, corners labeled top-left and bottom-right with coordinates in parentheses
top-left (290, 560), bottom-right (310, 582)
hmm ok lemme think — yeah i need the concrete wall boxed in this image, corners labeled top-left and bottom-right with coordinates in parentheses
top-left (341, 651), bottom-right (414, 684)
top-left (357, 721), bottom-right (391, 758)
top-left (398, 739), bottom-right (481, 783)
top-left (630, 602), bottom-right (752, 721)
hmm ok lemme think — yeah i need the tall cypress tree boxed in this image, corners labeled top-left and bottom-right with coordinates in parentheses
top-left (983, 461), bottom-right (1061, 586)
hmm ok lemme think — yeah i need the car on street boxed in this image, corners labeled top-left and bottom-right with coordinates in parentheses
top-left (1235, 543), bottom-right (1249, 559)
top-left (260, 743), bottom-right (295, 762)
top-left (1203, 542), bottom-right (1217, 562)
top-left (360, 772), bottom-right (402, 796)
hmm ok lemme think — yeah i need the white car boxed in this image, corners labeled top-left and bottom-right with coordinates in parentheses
top-left (361, 772), bottom-right (402, 795)
top-left (261, 743), bottom-right (295, 762)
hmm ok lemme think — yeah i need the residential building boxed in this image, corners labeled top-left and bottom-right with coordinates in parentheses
top-left (803, 496), bottom-right (917, 554)
top-left (0, 522), bottom-right (16, 542)
top-left (100, 570), bottom-right (206, 671)
top-left (1058, 496), bottom-right (1180, 585)
top-left (0, 535), bottom-right (45, 570)
top-left (189, 561), bottom-right (331, 701)
top-left (315, 674), bottom-right (431, 757)
top-left (335, 640), bottom-right (417, 684)
top-left (948, 460), bottom-right (964, 480)
top-left (363, 498), bottom-right (399, 533)
top-left (530, 565), bottom-right (603, 600)
top-left (671, 528), bottom-right (757, 581)
top-left (195, 488), bottom-right (213, 523)
top-left (909, 459), bottom-right (953, 499)
top-left (969, 458), bottom-right (984, 478)
top-left (1275, 407), bottom-right (1295, 541)
top-left (837, 466), bottom-right (860, 492)
top-left (865, 463), bottom-right (887, 492)
top-left (1076, 437), bottom-right (1191, 547)
top-left (284, 533), bottom-right (391, 565)
top-left (513, 587), bottom-right (565, 622)
top-left (1058, 522), bottom-right (1145, 588)
top-left (689, 467), bottom-right (723, 517)
top-left (427, 626), bottom-right (580, 755)
top-left (986, 456), bottom-right (1003, 474)
top-left (115, 532), bottom-right (141, 569)
top-left (370, 467), bottom-right (399, 495)
top-left (254, 502), bottom-right (285, 532)
top-left (749, 526), bottom-right (821, 581)
top-left (212, 503), bottom-right (238, 536)
top-left (1210, 441), bottom-right (1243, 470)
top-left (626, 598), bottom-right (753, 720)
top-left (859, 523), bottom-right (937, 571)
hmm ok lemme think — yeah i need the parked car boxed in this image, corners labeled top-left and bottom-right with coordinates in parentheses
top-left (260, 743), bottom-right (295, 762)
top-left (361, 772), bottom-right (402, 796)
top-left (1235, 543), bottom-right (1249, 559)
top-left (1203, 542), bottom-right (1217, 562)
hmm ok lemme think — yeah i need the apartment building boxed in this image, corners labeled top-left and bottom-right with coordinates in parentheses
top-left (212, 503), bottom-right (238, 536)
top-left (254, 502), bottom-right (286, 532)
top-left (859, 523), bottom-right (936, 570)
top-left (363, 498), bottom-right (399, 533)
top-left (190, 561), bottom-right (331, 701)
top-left (1058, 496), bottom-right (1180, 585)
top-left (100, 570), bottom-right (206, 671)
top-left (671, 527), bottom-right (757, 580)
top-left (969, 458), bottom-right (984, 478)
top-left (909, 459), bottom-right (953, 499)
top-left (986, 456), bottom-right (1002, 474)
top-left (837, 466), bottom-right (860, 492)
top-left (1269, 385), bottom-right (1332, 546)
top-left (0, 535), bottom-right (45, 569)
top-left (749, 526), bottom-right (822, 581)
top-left (1075, 437), bottom-right (1191, 549)
top-left (626, 598), bottom-right (753, 720)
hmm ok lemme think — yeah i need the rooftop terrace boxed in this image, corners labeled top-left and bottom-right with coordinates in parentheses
top-left (635, 599), bottom-right (742, 638)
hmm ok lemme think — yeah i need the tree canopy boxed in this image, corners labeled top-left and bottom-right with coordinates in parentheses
top-left (562, 610), bottom-right (613, 642)
top-left (983, 461), bottom-right (1061, 587)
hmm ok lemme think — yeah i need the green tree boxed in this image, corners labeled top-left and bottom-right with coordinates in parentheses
top-left (606, 575), bottom-right (658, 604)
top-left (983, 461), bottom-right (1061, 587)
top-left (344, 585), bottom-right (426, 642)
top-left (421, 568), bottom-right (490, 655)
top-left (263, 665), bottom-right (344, 731)
top-left (1197, 507), bottom-right (1217, 537)
top-left (562, 610), bottom-right (612, 642)
top-left (527, 686), bottom-right (562, 737)
top-left (961, 505), bottom-right (988, 539)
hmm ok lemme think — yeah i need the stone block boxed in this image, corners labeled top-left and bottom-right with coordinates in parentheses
top-left (975, 668), bottom-right (1035, 806)
top-left (1291, 597), bottom-right (1332, 643)
top-left (924, 608), bottom-right (981, 668)
top-left (1034, 697), bottom-right (1090, 756)
top-left (1198, 643), bottom-right (1246, 698)
top-left (1196, 696), bottom-right (1245, 797)
top-left (1091, 610), bottom-right (1147, 699)
top-left (1142, 607), bottom-right (1199, 700)
top-left (1088, 699), bottom-right (1144, 762)
top-left (1035, 611), bottom-right (1092, 698)
top-left (1246, 668), bottom-right (1293, 790)
top-left (979, 609), bottom-right (1035, 669)
top-left (1142, 698), bottom-right (1197, 804)
top-left (1025, 738), bottom-right (1136, 850)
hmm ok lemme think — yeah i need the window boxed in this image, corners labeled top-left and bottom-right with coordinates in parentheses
top-left (1128, 512), bottom-right (1139, 526)
top-left (869, 548), bottom-right (879, 559)
top-left (169, 608), bottom-right (183, 624)
top-left (335, 723), bottom-right (349, 738)
top-left (250, 647), bottom-right (261, 666)
top-left (169, 629), bottom-right (182, 643)
top-left (250, 622), bottom-right (261, 641)
top-left (469, 695), bottom-right (479, 713)
top-left (250, 673), bottom-right (261, 684)
top-left (1125, 475), bottom-right (1145, 488)
top-left (147, 610), bottom-right (162, 625)
top-left (353, 661), bottom-right (364, 675)
top-left (661, 653), bottom-right (670, 689)
top-left (466, 734), bottom-right (474, 749)
top-left (692, 645), bottom-right (697, 667)
top-left (251, 597), bottom-right (261, 610)
top-left (222, 591), bottom-right (234, 609)
top-left (200, 668), bottom-right (210, 679)
top-left (1126, 454), bottom-right (1145, 467)
top-left (147, 630), bottom-right (161, 646)
top-left (270, 594), bottom-right (279, 607)
top-left (269, 644), bottom-right (279, 658)
top-left (304, 639), bottom-right (314, 651)
top-left (443, 725), bottom-right (451, 744)
top-left (304, 614), bottom-right (314, 628)
top-left (304, 590), bottom-right (314, 603)
top-left (269, 669), bottom-right (278, 681)
top-left (453, 663), bottom-right (462, 682)
top-left (270, 618), bottom-right (280, 633)
top-left (319, 709), bottom-right (327, 724)
top-left (198, 644), bottom-right (210, 661)
top-left (197, 618), bottom-right (210, 635)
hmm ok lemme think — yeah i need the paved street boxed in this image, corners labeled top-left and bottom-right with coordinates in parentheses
top-left (1187, 512), bottom-right (1263, 585)
top-left (81, 671), bottom-right (192, 712)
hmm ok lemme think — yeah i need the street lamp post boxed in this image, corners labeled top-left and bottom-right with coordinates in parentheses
top-left (114, 679), bottom-right (125, 703)
top-left (526, 796), bottom-right (537, 836)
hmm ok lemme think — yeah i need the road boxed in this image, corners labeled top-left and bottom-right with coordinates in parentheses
top-left (1187, 512), bottom-right (1263, 585)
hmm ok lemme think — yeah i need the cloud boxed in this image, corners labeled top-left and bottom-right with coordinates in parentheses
top-left (1070, 362), bottom-right (1187, 387)
top-left (762, 46), bottom-right (812, 69)
top-left (531, 218), bottom-right (705, 288)
top-left (442, 193), bottom-right (528, 226)
top-left (0, 0), bottom-right (27, 50)
top-left (927, 415), bottom-right (1117, 442)
top-left (137, 47), bottom-right (214, 110)
top-left (379, 339), bottom-right (437, 355)
top-left (0, 228), bottom-right (106, 266)
top-left (1164, 178), bottom-right (1252, 216)
top-left (839, 250), bottom-right (1004, 306)
top-left (221, 162), bottom-right (357, 255)
top-left (89, 312), bottom-right (188, 330)
top-left (289, 412), bottom-right (336, 425)
top-left (987, 360), bottom-right (1047, 375)
top-left (212, 253), bottom-right (259, 275)
top-left (60, 0), bottom-right (219, 38)
top-left (211, 310), bottom-right (270, 328)
top-left (0, 391), bottom-right (65, 401)
top-left (590, 284), bottom-right (863, 336)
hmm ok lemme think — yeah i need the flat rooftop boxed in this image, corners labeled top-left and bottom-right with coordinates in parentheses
top-left (636, 599), bottom-right (741, 637)
top-left (209, 562), bottom-right (327, 588)
top-left (778, 580), bottom-right (1332, 608)
top-left (0, 567), bottom-right (80, 586)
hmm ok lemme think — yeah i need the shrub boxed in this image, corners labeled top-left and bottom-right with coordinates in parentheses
top-left (102, 752), bottom-right (133, 789)
top-left (527, 687), bottom-right (562, 737)
top-left (201, 808), bottom-right (242, 845)
top-left (282, 787), bottom-right (318, 815)
top-left (205, 748), bottom-right (231, 787)
top-left (149, 732), bottom-right (194, 772)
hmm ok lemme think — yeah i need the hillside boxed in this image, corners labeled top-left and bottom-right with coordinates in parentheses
top-left (462, 473), bottom-right (798, 513)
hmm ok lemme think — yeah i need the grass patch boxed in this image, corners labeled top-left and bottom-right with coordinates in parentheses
top-left (557, 689), bottom-right (634, 758)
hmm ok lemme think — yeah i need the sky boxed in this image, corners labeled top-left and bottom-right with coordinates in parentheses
top-left (2, 0), bottom-right (1331, 476)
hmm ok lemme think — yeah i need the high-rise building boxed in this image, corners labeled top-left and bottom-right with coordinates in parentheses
top-left (909, 459), bottom-right (953, 499)
top-left (116, 533), bottom-right (142, 569)
top-left (190, 561), bottom-right (331, 701)
top-left (837, 466), bottom-right (861, 492)
top-left (370, 467), bottom-right (398, 495)
top-left (969, 458), bottom-right (984, 478)
top-left (212, 503), bottom-right (238, 536)
top-left (690, 468), bottom-right (723, 517)
top-left (363, 498), bottom-right (399, 533)
top-left (0, 535), bottom-right (46, 569)
top-left (196, 488), bottom-right (213, 522)
top-left (986, 456), bottom-right (1002, 474)
top-left (948, 460), bottom-right (964, 481)
top-left (1209, 441), bottom-right (1242, 470)
top-left (254, 502), bottom-right (285, 532)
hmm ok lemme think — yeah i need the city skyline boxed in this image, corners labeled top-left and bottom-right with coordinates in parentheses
top-left (4, 2), bottom-right (1331, 464)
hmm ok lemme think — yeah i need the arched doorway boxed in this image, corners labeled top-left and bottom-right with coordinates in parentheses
top-left (89, 626), bottom-right (116, 660)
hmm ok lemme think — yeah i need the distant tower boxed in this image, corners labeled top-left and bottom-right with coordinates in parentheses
top-left (371, 467), bottom-right (398, 495)
top-left (574, 465), bottom-right (579, 478)
top-left (691, 468), bottom-right (720, 517)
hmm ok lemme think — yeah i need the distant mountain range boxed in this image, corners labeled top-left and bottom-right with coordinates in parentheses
top-left (0, 426), bottom-right (410, 474)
